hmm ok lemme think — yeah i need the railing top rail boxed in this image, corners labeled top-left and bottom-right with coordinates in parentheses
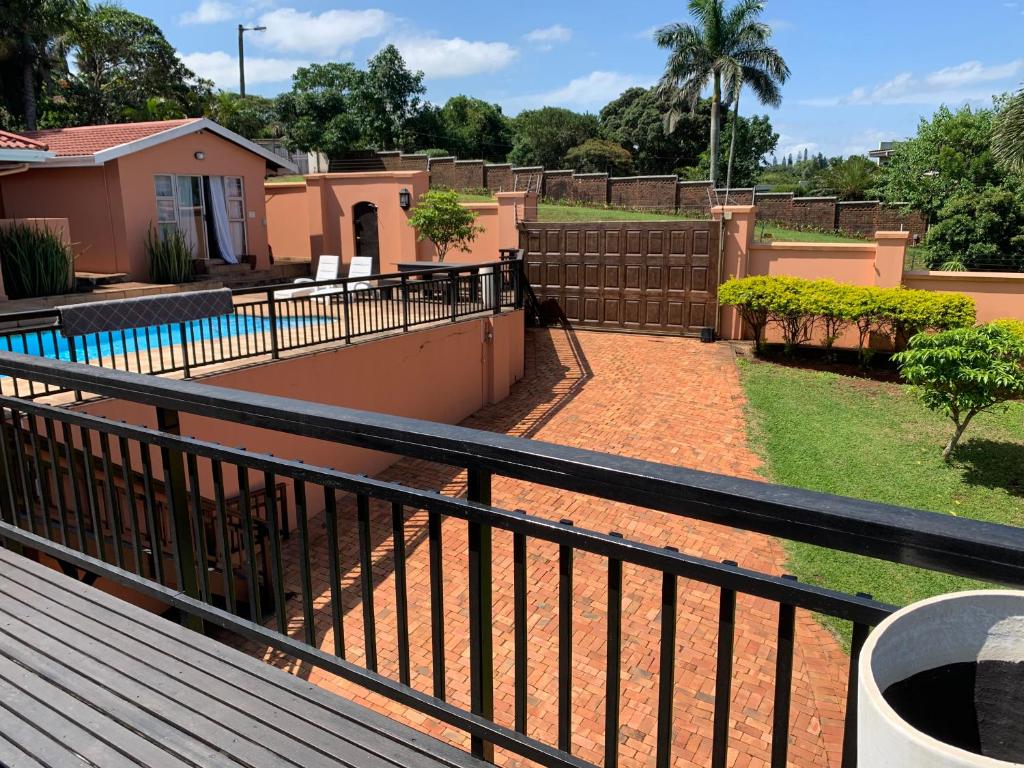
top-left (2, 349), bottom-right (1023, 586)
top-left (0, 259), bottom-right (515, 326)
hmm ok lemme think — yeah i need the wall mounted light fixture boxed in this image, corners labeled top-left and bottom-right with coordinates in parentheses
top-left (399, 188), bottom-right (411, 209)
top-left (194, 151), bottom-right (206, 161)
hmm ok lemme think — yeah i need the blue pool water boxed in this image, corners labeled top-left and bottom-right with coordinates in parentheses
top-left (0, 313), bottom-right (329, 364)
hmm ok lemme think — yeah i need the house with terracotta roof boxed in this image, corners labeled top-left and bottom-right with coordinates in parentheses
top-left (0, 118), bottom-right (295, 280)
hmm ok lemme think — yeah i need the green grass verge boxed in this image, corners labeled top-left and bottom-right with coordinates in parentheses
top-left (457, 192), bottom-right (497, 203)
top-left (536, 203), bottom-right (696, 222)
top-left (266, 175), bottom-right (305, 184)
top-left (738, 359), bottom-right (1024, 641)
top-left (754, 223), bottom-right (866, 244)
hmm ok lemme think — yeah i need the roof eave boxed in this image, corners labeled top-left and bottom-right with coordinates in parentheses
top-left (0, 149), bottom-right (55, 163)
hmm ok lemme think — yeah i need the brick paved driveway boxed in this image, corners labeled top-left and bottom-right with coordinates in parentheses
top-left (241, 327), bottom-right (849, 768)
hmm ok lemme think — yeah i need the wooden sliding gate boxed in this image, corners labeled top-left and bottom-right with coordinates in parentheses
top-left (520, 220), bottom-right (720, 335)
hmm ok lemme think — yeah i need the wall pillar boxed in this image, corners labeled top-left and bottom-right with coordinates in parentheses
top-left (304, 175), bottom-right (327, 266)
top-left (874, 231), bottom-right (910, 287)
top-left (711, 204), bottom-right (756, 340)
top-left (495, 191), bottom-right (536, 248)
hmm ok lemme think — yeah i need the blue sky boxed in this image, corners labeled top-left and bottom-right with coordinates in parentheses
top-left (133, 0), bottom-right (1024, 158)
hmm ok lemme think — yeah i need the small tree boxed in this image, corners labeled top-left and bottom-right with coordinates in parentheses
top-left (894, 324), bottom-right (1024, 460)
top-left (407, 189), bottom-right (483, 262)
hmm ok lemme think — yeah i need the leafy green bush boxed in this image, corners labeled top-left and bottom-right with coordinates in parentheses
top-left (894, 323), bottom-right (1024, 459)
top-left (924, 186), bottom-right (1024, 272)
top-left (145, 226), bottom-right (194, 284)
top-left (407, 189), bottom-right (482, 262)
top-left (991, 317), bottom-right (1024, 340)
top-left (0, 222), bottom-right (74, 299)
top-left (718, 276), bottom-right (976, 359)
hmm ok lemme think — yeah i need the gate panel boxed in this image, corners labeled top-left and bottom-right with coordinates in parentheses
top-left (521, 220), bottom-right (720, 335)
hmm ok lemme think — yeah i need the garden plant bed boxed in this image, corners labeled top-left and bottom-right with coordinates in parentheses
top-left (738, 358), bottom-right (1024, 644)
top-left (738, 342), bottom-right (902, 382)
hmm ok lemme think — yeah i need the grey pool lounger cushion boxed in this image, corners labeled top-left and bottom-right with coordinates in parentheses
top-left (58, 288), bottom-right (234, 337)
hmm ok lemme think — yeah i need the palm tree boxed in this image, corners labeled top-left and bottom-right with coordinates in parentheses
top-left (993, 89), bottom-right (1024, 172)
top-left (655, 0), bottom-right (789, 186)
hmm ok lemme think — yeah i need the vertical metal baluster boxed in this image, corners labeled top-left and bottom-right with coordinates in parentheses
top-left (117, 435), bottom-right (144, 575)
top-left (79, 427), bottom-right (105, 559)
top-left (98, 432), bottom-right (124, 569)
top-left (771, 579), bottom-right (798, 768)
top-left (468, 469), bottom-right (494, 761)
top-left (0, 408), bottom-right (20, 527)
top-left (342, 282), bottom-right (352, 344)
top-left (263, 470), bottom-right (288, 634)
top-left (401, 275), bottom-right (410, 332)
top-left (179, 322), bottom-right (191, 378)
top-left (656, 548), bottom-right (679, 768)
top-left (155, 408), bottom-right (201, 631)
top-left (45, 417), bottom-right (71, 544)
top-left (8, 410), bottom-right (34, 534)
top-left (558, 519), bottom-right (574, 754)
top-left (139, 442), bottom-right (164, 584)
top-left (132, 328), bottom-right (142, 373)
top-left (237, 465), bottom-right (260, 622)
top-left (143, 326), bottom-right (155, 375)
top-left (428, 508), bottom-right (446, 699)
top-left (118, 330), bottom-right (129, 371)
top-left (513, 528), bottom-right (528, 734)
top-left (356, 492), bottom-right (378, 671)
top-left (211, 459), bottom-right (236, 615)
top-left (294, 480), bottom-right (316, 646)
top-left (842, 613), bottom-right (872, 768)
top-left (60, 422), bottom-right (86, 552)
top-left (392, 501), bottom-right (411, 685)
top-left (26, 414), bottom-right (54, 541)
top-left (711, 562), bottom-right (738, 768)
top-left (324, 486), bottom-right (344, 658)
top-left (605, 532), bottom-right (624, 768)
top-left (186, 453), bottom-right (211, 603)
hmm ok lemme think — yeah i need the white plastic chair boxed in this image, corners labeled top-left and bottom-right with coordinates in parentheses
top-left (275, 255), bottom-right (340, 300)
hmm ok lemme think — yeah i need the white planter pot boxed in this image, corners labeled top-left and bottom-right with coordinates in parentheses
top-left (859, 590), bottom-right (1024, 767)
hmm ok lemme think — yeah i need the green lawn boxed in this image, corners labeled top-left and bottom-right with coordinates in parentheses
top-left (457, 192), bottom-right (497, 203)
top-left (537, 204), bottom-right (695, 222)
top-left (266, 175), bottom-right (305, 184)
top-left (754, 222), bottom-right (866, 244)
top-left (738, 360), bottom-right (1024, 639)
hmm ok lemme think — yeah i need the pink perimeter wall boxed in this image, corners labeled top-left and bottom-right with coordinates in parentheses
top-left (902, 271), bottom-right (1024, 323)
top-left (266, 174), bottom-right (533, 273)
top-left (75, 311), bottom-right (525, 520)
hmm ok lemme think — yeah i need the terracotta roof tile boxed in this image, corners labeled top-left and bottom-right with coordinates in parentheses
top-left (0, 129), bottom-right (49, 151)
top-left (20, 119), bottom-right (199, 157)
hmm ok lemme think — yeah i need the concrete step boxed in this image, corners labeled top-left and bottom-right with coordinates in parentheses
top-left (75, 271), bottom-right (129, 289)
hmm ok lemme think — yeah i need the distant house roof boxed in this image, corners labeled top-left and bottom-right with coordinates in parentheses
top-left (0, 129), bottom-right (54, 163)
top-left (20, 118), bottom-right (297, 172)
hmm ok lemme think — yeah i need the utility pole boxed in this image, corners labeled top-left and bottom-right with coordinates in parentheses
top-left (237, 24), bottom-right (266, 97)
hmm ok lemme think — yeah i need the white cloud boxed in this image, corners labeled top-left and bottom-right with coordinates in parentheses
top-left (506, 71), bottom-right (653, 112)
top-left (802, 58), bottom-right (1024, 107)
top-left (181, 50), bottom-right (307, 88)
top-left (524, 24), bottom-right (572, 50)
top-left (256, 7), bottom-right (393, 57)
top-left (392, 37), bottom-right (518, 78)
top-left (180, 0), bottom-right (237, 25)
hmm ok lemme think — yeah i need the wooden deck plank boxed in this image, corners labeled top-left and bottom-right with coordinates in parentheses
top-left (0, 549), bottom-right (484, 768)
top-left (0, 654), bottom-right (149, 768)
top-left (0, 716), bottom-right (71, 768)
top-left (0, 573), bottom-right (405, 768)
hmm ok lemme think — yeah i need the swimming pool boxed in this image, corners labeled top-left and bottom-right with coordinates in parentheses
top-left (0, 312), bottom-right (330, 365)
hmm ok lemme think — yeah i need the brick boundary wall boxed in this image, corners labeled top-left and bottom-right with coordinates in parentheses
top-left (608, 176), bottom-right (679, 212)
top-left (371, 150), bottom-right (926, 237)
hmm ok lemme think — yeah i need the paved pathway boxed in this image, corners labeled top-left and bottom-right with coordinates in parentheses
top-left (239, 327), bottom-right (849, 768)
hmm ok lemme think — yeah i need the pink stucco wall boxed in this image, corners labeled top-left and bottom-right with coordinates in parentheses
top-left (0, 130), bottom-right (272, 280)
top-left (75, 311), bottom-right (525, 511)
top-left (902, 271), bottom-right (1024, 323)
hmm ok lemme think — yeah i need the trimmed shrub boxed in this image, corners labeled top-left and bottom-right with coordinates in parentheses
top-left (146, 225), bottom-right (194, 284)
top-left (894, 323), bottom-right (1024, 459)
top-left (718, 276), bottom-right (977, 360)
top-left (0, 222), bottom-right (74, 299)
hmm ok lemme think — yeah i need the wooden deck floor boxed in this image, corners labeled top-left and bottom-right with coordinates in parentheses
top-left (0, 547), bottom-right (484, 768)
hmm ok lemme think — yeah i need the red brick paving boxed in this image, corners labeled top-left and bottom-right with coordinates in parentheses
top-left (235, 327), bottom-right (849, 768)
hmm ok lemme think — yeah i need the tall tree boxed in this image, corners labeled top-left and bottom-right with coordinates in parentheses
top-left (508, 107), bottom-right (598, 168)
top-left (655, 0), bottom-right (788, 185)
top-left (0, 0), bottom-right (84, 129)
top-left (205, 92), bottom-right (283, 140)
top-left (436, 95), bottom-right (512, 161)
top-left (277, 62), bottom-right (364, 159)
top-left (357, 44), bottom-right (425, 151)
top-left (993, 89), bottom-right (1024, 173)
top-left (813, 155), bottom-right (878, 200)
top-left (599, 86), bottom-right (708, 174)
top-left (59, 4), bottom-right (210, 125)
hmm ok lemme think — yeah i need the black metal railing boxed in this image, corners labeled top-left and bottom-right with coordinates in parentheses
top-left (1, 353), bottom-right (1023, 768)
top-left (0, 259), bottom-right (523, 399)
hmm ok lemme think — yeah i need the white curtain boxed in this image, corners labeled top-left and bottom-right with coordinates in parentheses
top-left (208, 176), bottom-right (238, 264)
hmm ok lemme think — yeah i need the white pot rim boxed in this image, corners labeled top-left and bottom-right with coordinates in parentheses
top-left (860, 589), bottom-right (1024, 768)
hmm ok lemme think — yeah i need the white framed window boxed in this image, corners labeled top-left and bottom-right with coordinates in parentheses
top-left (154, 174), bottom-right (178, 241)
top-left (224, 176), bottom-right (247, 256)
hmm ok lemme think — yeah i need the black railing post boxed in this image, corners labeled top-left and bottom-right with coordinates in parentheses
top-left (400, 274), bottom-right (410, 332)
top-left (266, 290), bottom-right (280, 360)
top-left (450, 269), bottom-right (459, 323)
top-left (515, 256), bottom-right (525, 310)
top-left (492, 265), bottom-right (502, 314)
top-left (178, 322), bottom-right (191, 378)
top-left (67, 336), bottom-right (83, 400)
top-left (155, 406), bottom-right (202, 632)
top-left (467, 468), bottom-right (494, 762)
top-left (342, 281), bottom-right (352, 344)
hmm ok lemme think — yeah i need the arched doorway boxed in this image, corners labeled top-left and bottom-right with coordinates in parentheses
top-left (353, 202), bottom-right (380, 273)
